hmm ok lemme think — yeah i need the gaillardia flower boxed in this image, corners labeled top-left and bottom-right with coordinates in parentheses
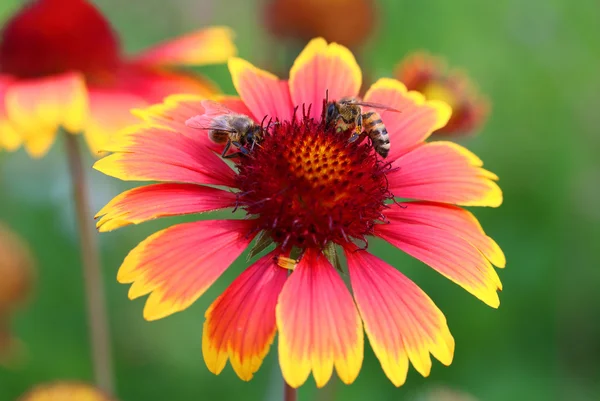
top-left (395, 51), bottom-right (490, 135)
top-left (18, 381), bottom-right (116, 401)
top-left (0, 0), bottom-right (235, 157)
top-left (265, 0), bottom-right (375, 48)
top-left (95, 38), bottom-right (504, 388)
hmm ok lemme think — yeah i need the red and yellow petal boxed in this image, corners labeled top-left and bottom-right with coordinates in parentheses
top-left (389, 141), bottom-right (502, 207)
top-left (289, 37), bottom-right (362, 119)
top-left (344, 248), bottom-right (454, 386)
top-left (134, 27), bottom-right (236, 67)
top-left (84, 88), bottom-right (147, 155)
top-left (388, 202), bottom-right (505, 268)
top-left (93, 125), bottom-right (235, 187)
top-left (0, 76), bottom-right (21, 151)
top-left (95, 183), bottom-right (236, 232)
top-left (118, 219), bottom-right (254, 321)
top-left (116, 63), bottom-right (219, 103)
top-left (363, 78), bottom-right (451, 159)
top-left (276, 250), bottom-right (363, 388)
top-left (203, 252), bottom-right (287, 380)
top-left (228, 57), bottom-right (293, 121)
top-left (4, 72), bottom-right (88, 157)
top-left (376, 206), bottom-right (502, 308)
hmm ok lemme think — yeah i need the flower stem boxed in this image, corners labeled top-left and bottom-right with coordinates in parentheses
top-left (284, 382), bottom-right (297, 401)
top-left (64, 133), bottom-right (115, 394)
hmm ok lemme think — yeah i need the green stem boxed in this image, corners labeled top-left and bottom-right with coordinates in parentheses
top-left (64, 133), bottom-right (115, 394)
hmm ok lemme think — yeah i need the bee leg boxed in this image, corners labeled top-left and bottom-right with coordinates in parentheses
top-left (220, 139), bottom-right (232, 158)
top-left (223, 141), bottom-right (250, 159)
top-left (232, 141), bottom-right (249, 154)
top-left (222, 152), bottom-right (242, 159)
top-left (347, 113), bottom-right (363, 142)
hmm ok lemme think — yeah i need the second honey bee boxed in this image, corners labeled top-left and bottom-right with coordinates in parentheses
top-left (325, 97), bottom-right (398, 158)
top-left (186, 100), bottom-right (265, 158)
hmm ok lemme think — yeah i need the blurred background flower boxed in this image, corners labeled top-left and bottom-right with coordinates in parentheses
top-left (0, 0), bottom-right (235, 157)
top-left (411, 385), bottom-right (479, 401)
top-left (18, 381), bottom-right (116, 401)
top-left (264, 0), bottom-right (376, 49)
top-left (0, 222), bottom-right (34, 367)
top-left (395, 52), bottom-right (489, 136)
top-left (0, 222), bottom-right (34, 313)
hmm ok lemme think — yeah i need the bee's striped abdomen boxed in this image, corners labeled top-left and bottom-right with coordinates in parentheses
top-left (362, 111), bottom-right (390, 158)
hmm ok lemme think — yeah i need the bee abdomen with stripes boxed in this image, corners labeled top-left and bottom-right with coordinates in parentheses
top-left (362, 111), bottom-right (390, 158)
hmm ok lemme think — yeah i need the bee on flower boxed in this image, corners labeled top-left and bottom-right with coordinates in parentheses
top-left (0, 0), bottom-right (236, 157)
top-left (95, 38), bottom-right (505, 388)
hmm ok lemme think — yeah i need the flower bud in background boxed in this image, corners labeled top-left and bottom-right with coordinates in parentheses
top-left (0, 223), bottom-right (34, 313)
top-left (265, 0), bottom-right (376, 49)
top-left (395, 52), bottom-right (490, 136)
top-left (18, 382), bottom-right (117, 401)
top-left (0, 222), bottom-right (35, 366)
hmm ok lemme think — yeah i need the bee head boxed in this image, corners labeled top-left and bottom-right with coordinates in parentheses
top-left (325, 102), bottom-right (338, 124)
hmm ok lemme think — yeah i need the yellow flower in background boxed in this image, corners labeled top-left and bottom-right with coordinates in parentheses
top-left (18, 382), bottom-right (116, 401)
top-left (396, 51), bottom-right (490, 136)
top-left (0, 0), bottom-right (236, 157)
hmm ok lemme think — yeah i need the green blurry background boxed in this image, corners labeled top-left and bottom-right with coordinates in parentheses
top-left (1, 0), bottom-right (599, 400)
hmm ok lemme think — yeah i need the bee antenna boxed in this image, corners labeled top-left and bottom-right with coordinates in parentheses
top-left (260, 114), bottom-right (269, 128)
top-left (325, 89), bottom-right (329, 103)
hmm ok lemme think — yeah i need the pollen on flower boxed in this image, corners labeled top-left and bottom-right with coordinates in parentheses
top-left (235, 104), bottom-right (393, 251)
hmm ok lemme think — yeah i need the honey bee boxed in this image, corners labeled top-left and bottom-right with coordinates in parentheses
top-left (325, 97), bottom-right (399, 158)
top-left (186, 100), bottom-right (265, 158)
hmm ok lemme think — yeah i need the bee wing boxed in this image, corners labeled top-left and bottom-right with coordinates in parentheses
top-left (353, 101), bottom-right (401, 113)
top-left (200, 99), bottom-right (235, 116)
top-left (186, 100), bottom-right (236, 130)
top-left (186, 114), bottom-right (220, 130)
top-left (184, 119), bottom-right (236, 133)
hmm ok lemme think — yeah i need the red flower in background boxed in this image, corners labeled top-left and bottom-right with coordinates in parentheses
top-left (95, 38), bottom-right (505, 388)
top-left (0, 0), bottom-right (235, 157)
top-left (396, 51), bottom-right (490, 135)
top-left (265, 0), bottom-right (376, 48)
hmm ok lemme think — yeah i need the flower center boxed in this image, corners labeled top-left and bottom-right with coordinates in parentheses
top-left (0, 0), bottom-right (120, 83)
top-left (235, 107), bottom-right (392, 251)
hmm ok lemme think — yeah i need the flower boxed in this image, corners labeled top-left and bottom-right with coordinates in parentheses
top-left (95, 38), bottom-right (504, 388)
top-left (265, 0), bottom-right (376, 48)
top-left (18, 381), bottom-right (116, 401)
top-left (0, 222), bottom-right (34, 366)
top-left (0, 0), bottom-right (236, 157)
top-left (0, 222), bottom-right (34, 314)
top-left (395, 51), bottom-right (490, 135)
